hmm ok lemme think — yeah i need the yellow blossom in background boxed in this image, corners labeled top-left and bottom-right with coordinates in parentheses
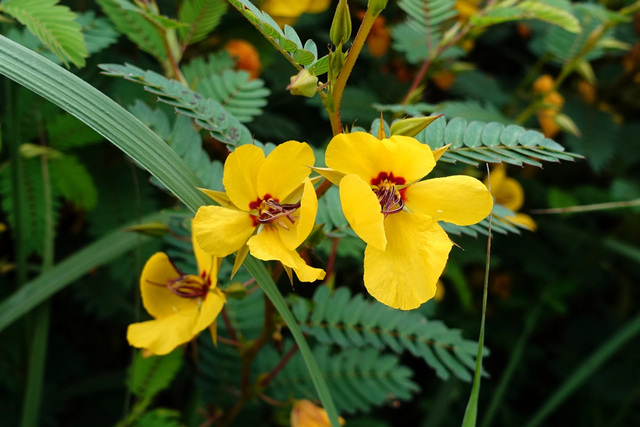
top-left (357, 11), bottom-right (391, 57)
top-left (225, 39), bottom-right (262, 79)
top-left (455, 0), bottom-right (480, 21)
top-left (127, 231), bottom-right (226, 356)
top-left (194, 141), bottom-right (325, 282)
top-left (533, 74), bottom-right (564, 138)
top-left (261, 0), bottom-right (331, 26)
top-left (434, 280), bottom-right (445, 302)
top-left (487, 164), bottom-right (537, 231)
top-left (321, 132), bottom-right (493, 310)
top-left (290, 399), bottom-right (345, 427)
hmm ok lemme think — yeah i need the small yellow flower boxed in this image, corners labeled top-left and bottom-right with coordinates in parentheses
top-left (321, 132), bottom-right (493, 310)
top-left (487, 164), bottom-right (537, 231)
top-left (127, 232), bottom-right (226, 356)
top-left (261, 0), bottom-right (331, 26)
top-left (290, 399), bottom-right (345, 427)
top-left (194, 142), bottom-right (325, 282)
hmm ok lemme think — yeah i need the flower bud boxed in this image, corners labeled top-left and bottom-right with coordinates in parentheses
top-left (287, 69), bottom-right (318, 98)
top-left (390, 115), bottom-right (442, 138)
top-left (330, 0), bottom-right (352, 46)
top-left (367, 0), bottom-right (388, 16)
top-left (224, 282), bottom-right (248, 300)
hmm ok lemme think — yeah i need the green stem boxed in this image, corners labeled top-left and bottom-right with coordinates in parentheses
top-left (480, 303), bottom-right (542, 427)
top-left (329, 8), bottom-right (380, 135)
top-left (461, 170), bottom-right (493, 427)
top-left (21, 122), bottom-right (55, 427)
top-left (243, 256), bottom-right (341, 427)
top-left (530, 198), bottom-right (640, 214)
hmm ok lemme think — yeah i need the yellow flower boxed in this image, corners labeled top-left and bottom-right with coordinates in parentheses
top-left (290, 399), bottom-right (345, 427)
top-left (488, 164), bottom-right (537, 231)
top-left (261, 0), bottom-right (331, 26)
top-left (193, 141), bottom-right (325, 282)
top-left (127, 231), bottom-right (226, 356)
top-left (322, 132), bottom-right (493, 310)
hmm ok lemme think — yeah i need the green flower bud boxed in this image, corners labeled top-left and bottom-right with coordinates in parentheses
top-left (224, 282), bottom-right (248, 300)
top-left (330, 0), bottom-right (352, 46)
top-left (390, 115), bottom-right (442, 138)
top-left (287, 69), bottom-right (319, 98)
top-left (367, 0), bottom-right (388, 16)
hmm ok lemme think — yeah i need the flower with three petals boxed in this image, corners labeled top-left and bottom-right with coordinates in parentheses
top-left (321, 132), bottom-right (493, 310)
top-left (193, 141), bottom-right (325, 282)
top-left (127, 231), bottom-right (226, 356)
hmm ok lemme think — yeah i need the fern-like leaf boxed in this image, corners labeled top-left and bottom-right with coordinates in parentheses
top-left (128, 349), bottom-right (183, 400)
top-left (46, 113), bottom-right (103, 150)
top-left (128, 100), bottom-right (224, 190)
top-left (50, 155), bottom-right (98, 210)
top-left (77, 11), bottom-right (120, 55)
top-left (292, 286), bottom-right (484, 382)
top-left (178, 0), bottom-right (227, 46)
top-left (392, 0), bottom-right (458, 64)
top-left (471, 0), bottom-right (580, 33)
top-left (2, 0), bottom-right (88, 67)
top-left (259, 342), bottom-right (419, 414)
top-left (99, 63), bottom-right (253, 146)
top-left (97, 0), bottom-right (166, 61)
top-left (226, 0), bottom-right (327, 74)
top-left (182, 51), bottom-right (235, 82)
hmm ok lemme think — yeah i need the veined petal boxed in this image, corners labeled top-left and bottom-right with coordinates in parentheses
top-left (223, 144), bottom-right (264, 210)
top-left (326, 132), bottom-right (389, 182)
top-left (405, 176), bottom-right (493, 225)
top-left (140, 253), bottom-right (192, 318)
top-left (194, 206), bottom-right (256, 257)
top-left (278, 178), bottom-right (317, 250)
top-left (339, 174), bottom-right (386, 250)
top-left (364, 212), bottom-right (453, 310)
top-left (257, 141), bottom-right (314, 200)
top-left (198, 188), bottom-right (235, 209)
top-left (127, 310), bottom-right (197, 356)
top-left (192, 287), bottom-right (226, 335)
top-left (248, 228), bottom-right (325, 282)
top-left (191, 228), bottom-right (218, 281)
top-left (381, 135), bottom-right (436, 183)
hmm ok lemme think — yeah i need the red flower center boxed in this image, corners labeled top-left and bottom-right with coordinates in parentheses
top-left (371, 172), bottom-right (406, 215)
top-left (249, 194), bottom-right (301, 228)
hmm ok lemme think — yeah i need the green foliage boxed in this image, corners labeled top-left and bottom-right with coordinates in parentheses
top-left (178, 0), bottom-right (227, 46)
top-left (99, 63), bottom-right (253, 146)
top-left (227, 0), bottom-right (328, 74)
top-left (128, 349), bottom-right (183, 400)
top-left (45, 113), bottom-right (103, 151)
top-left (392, 0), bottom-right (458, 63)
top-left (134, 409), bottom-right (181, 427)
top-left (1, 0), bottom-right (88, 67)
top-left (292, 285), bottom-right (483, 382)
top-left (77, 11), bottom-right (120, 56)
top-left (97, 0), bottom-right (166, 61)
top-left (0, 157), bottom-right (59, 256)
top-left (471, 0), bottom-right (580, 33)
top-left (49, 155), bottom-right (98, 210)
top-left (182, 53), bottom-right (270, 123)
top-left (261, 342), bottom-right (420, 414)
top-left (415, 114), bottom-right (582, 167)
top-left (128, 101), bottom-right (223, 190)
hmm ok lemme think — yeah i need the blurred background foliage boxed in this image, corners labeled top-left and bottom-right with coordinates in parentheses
top-left (1, 0), bottom-right (640, 426)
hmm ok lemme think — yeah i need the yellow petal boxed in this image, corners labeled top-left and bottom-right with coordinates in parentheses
top-left (248, 227), bottom-right (325, 282)
top-left (192, 287), bottom-right (226, 335)
top-left (306, 0), bottom-right (331, 13)
top-left (262, 0), bottom-right (310, 18)
top-left (339, 174), bottom-right (386, 250)
top-left (231, 244), bottom-right (250, 278)
top-left (191, 225), bottom-right (217, 280)
top-left (311, 167), bottom-right (345, 186)
top-left (494, 176), bottom-right (524, 212)
top-left (486, 164), bottom-right (506, 192)
top-left (404, 176), bottom-right (493, 225)
top-left (257, 140), bottom-right (314, 200)
top-left (223, 144), bottom-right (264, 210)
top-left (326, 132), bottom-right (389, 182)
top-left (278, 178), bottom-right (317, 250)
top-left (382, 135), bottom-right (436, 183)
top-left (432, 143), bottom-right (451, 162)
top-left (507, 212), bottom-right (537, 231)
top-left (127, 310), bottom-right (198, 356)
top-left (140, 253), bottom-right (192, 318)
top-left (198, 188), bottom-right (235, 209)
top-left (364, 213), bottom-right (453, 310)
top-left (194, 206), bottom-right (256, 257)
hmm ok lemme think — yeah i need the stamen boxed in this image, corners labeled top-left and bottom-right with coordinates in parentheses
top-left (165, 275), bottom-right (210, 299)
top-left (256, 198), bottom-right (301, 225)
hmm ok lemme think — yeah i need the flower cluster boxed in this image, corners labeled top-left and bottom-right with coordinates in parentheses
top-left (533, 74), bottom-right (565, 138)
top-left (129, 131), bottom-right (494, 354)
